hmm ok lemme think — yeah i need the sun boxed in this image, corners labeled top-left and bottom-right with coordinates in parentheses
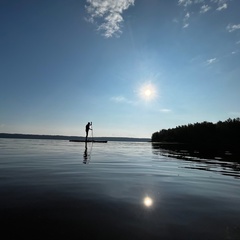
top-left (139, 82), bottom-right (157, 101)
top-left (144, 89), bottom-right (152, 97)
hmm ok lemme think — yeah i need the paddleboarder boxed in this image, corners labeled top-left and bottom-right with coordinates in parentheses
top-left (85, 122), bottom-right (92, 142)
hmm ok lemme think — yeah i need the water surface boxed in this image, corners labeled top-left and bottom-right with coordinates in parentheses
top-left (0, 139), bottom-right (239, 239)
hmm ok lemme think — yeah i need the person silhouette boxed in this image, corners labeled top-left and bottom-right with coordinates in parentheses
top-left (85, 122), bottom-right (92, 142)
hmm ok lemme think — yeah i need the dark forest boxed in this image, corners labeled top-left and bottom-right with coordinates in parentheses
top-left (151, 118), bottom-right (240, 144)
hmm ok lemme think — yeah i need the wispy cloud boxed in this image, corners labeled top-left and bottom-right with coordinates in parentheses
top-left (194, 0), bottom-right (205, 3)
top-left (111, 96), bottom-right (136, 105)
top-left (216, 3), bottom-right (227, 11)
top-left (206, 57), bottom-right (217, 64)
top-left (159, 109), bottom-right (172, 113)
top-left (183, 23), bottom-right (189, 28)
top-left (179, 0), bottom-right (230, 11)
top-left (111, 96), bottom-right (127, 103)
top-left (178, 0), bottom-right (231, 29)
top-left (185, 12), bottom-right (190, 19)
top-left (212, 0), bottom-right (230, 11)
top-left (178, 0), bottom-right (193, 7)
top-left (85, 0), bottom-right (134, 38)
top-left (211, 0), bottom-right (227, 4)
top-left (182, 12), bottom-right (190, 28)
top-left (200, 4), bottom-right (211, 13)
top-left (227, 24), bottom-right (240, 33)
top-left (172, 18), bottom-right (179, 24)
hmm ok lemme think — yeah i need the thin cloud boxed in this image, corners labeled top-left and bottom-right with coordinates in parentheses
top-left (111, 96), bottom-right (136, 105)
top-left (212, 0), bottom-right (230, 11)
top-left (178, 0), bottom-right (193, 7)
top-left (178, 1), bottom-right (192, 28)
top-left (227, 24), bottom-right (240, 33)
top-left (200, 4), bottom-right (211, 13)
top-left (159, 109), bottom-right (172, 113)
top-left (85, 0), bottom-right (134, 38)
top-left (185, 12), bottom-right (190, 19)
top-left (206, 58), bottom-right (217, 64)
top-left (111, 96), bottom-right (127, 103)
top-left (194, 0), bottom-right (204, 3)
top-left (172, 18), bottom-right (179, 24)
top-left (178, 0), bottom-right (231, 29)
top-left (216, 3), bottom-right (227, 11)
top-left (210, 0), bottom-right (226, 3)
top-left (182, 12), bottom-right (190, 28)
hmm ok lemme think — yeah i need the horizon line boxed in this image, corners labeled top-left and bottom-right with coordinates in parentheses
top-left (0, 133), bottom-right (151, 140)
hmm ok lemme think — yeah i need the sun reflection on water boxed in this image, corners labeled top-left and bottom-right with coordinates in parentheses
top-left (143, 196), bottom-right (153, 207)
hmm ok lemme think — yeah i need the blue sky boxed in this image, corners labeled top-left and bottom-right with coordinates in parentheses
top-left (1, 0), bottom-right (240, 138)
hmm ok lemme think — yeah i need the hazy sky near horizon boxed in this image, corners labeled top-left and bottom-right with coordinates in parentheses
top-left (1, 0), bottom-right (240, 138)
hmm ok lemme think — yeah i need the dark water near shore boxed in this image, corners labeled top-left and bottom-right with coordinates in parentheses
top-left (0, 139), bottom-right (240, 239)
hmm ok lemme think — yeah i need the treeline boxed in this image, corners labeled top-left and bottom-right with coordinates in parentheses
top-left (0, 133), bottom-right (150, 142)
top-left (151, 118), bottom-right (240, 144)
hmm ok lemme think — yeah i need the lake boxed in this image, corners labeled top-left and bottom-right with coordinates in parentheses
top-left (0, 138), bottom-right (240, 239)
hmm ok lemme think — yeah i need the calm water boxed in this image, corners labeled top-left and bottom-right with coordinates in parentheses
top-left (0, 139), bottom-right (240, 239)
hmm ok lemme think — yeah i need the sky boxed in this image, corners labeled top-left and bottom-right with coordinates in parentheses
top-left (1, 0), bottom-right (240, 138)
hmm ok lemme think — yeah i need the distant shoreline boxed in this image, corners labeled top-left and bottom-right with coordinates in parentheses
top-left (0, 133), bottom-right (150, 142)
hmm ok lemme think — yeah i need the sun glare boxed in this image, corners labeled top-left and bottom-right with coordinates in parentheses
top-left (139, 82), bottom-right (157, 101)
top-left (143, 196), bottom-right (153, 207)
top-left (145, 89), bottom-right (152, 96)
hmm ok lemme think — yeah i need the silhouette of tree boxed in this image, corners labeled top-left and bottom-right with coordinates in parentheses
top-left (151, 118), bottom-right (240, 144)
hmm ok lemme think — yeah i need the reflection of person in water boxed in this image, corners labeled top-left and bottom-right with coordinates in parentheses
top-left (83, 142), bottom-right (88, 164)
top-left (83, 141), bottom-right (92, 164)
top-left (85, 122), bottom-right (92, 142)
